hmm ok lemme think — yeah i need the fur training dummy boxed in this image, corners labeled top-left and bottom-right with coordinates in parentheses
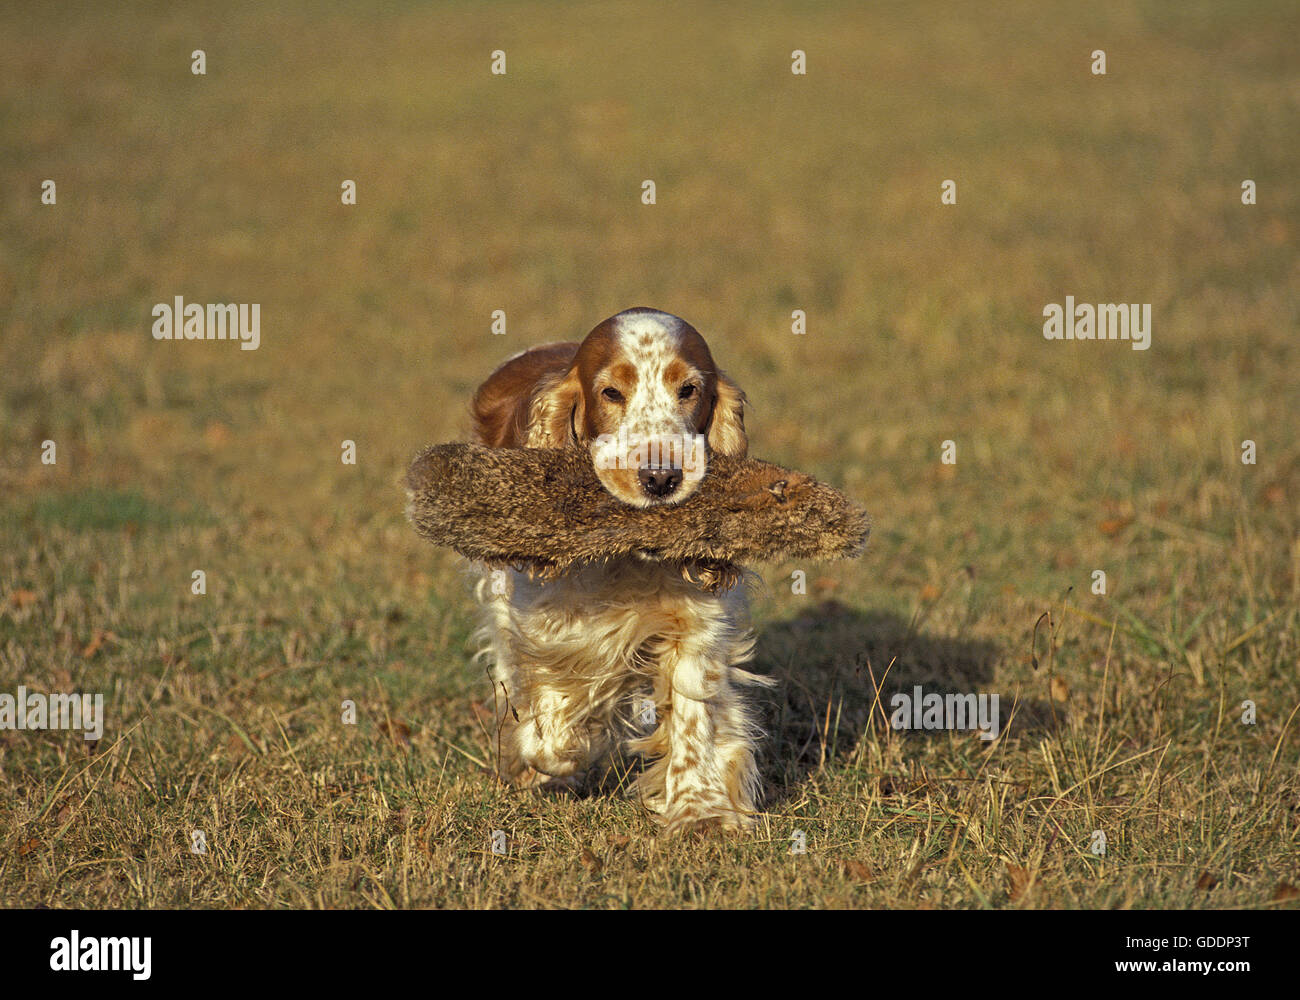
top-left (405, 443), bottom-right (870, 589)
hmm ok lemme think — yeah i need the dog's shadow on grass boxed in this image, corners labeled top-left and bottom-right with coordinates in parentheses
top-left (751, 598), bottom-right (1054, 808)
top-left (570, 598), bottom-right (1059, 809)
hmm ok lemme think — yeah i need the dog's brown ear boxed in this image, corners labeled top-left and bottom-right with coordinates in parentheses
top-left (706, 372), bottom-right (748, 458)
top-left (525, 366), bottom-right (585, 448)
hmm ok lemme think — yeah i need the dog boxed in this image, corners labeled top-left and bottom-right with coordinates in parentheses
top-left (469, 307), bottom-right (773, 832)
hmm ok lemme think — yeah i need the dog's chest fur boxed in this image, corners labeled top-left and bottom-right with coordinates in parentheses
top-left (481, 556), bottom-right (749, 696)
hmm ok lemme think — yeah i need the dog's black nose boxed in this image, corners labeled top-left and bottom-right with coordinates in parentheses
top-left (638, 466), bottom-right (682, 497)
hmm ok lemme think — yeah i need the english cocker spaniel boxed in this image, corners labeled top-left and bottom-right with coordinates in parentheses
top-left (470, 307), bottom-right (772, 832)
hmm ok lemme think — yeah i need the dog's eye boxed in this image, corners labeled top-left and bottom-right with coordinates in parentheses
top-left (678, 384), bottom-right (697, 401)
top-left (602, 387), bottom-right (624, 403)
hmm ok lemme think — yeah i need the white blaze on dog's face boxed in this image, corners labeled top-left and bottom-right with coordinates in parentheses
top-left (589, 313), bottom-right (711, 506)
top-left (534, 308), bottom-right (749, 507)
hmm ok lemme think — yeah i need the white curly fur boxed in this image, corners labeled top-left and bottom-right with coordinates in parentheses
top-left (474, 559), bottom-right (772, 831)
top-left (470, 309), bottom-right (770, 832)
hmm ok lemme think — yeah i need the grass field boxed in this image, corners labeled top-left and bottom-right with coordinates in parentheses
top-left (1, 1), bottom-right (1297, 909)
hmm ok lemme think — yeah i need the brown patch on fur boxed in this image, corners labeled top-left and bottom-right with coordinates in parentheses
top-left (471, 343), bottom-right (578, 448)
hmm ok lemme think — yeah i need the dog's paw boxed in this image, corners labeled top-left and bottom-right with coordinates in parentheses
top-left (514, 766), bottom-right (586, 795)
top-left (659, 800), bottom-right (758, 836)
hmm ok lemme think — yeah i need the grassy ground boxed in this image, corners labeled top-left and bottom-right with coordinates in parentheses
top-left (1, 1), bottom-right (1297, 908)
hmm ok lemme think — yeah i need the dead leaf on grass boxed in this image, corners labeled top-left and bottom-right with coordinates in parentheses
top-left (81, 629), bottom-right (121, 659)
top-left (840, 859), bottom-right (873, 882)
top-left (8, 590), bottom-right (38, 610)
top-left (1006, 862), bottom-right (1036, 903)
top-left (378, 719), bottom-right (412, 748)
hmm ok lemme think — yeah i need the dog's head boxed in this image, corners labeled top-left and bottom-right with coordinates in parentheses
top-left (527, 308), bottom-right (747, 507)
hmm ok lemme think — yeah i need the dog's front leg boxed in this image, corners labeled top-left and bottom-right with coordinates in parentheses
top-left (634, 639), bottom-right (762, 833)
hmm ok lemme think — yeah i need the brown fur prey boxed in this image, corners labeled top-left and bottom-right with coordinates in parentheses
top-left (405, 443), bottom-right (870, 582)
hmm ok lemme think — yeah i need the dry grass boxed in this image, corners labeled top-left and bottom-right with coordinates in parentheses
top-left (1, 0), bottom-right (1297, 908)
